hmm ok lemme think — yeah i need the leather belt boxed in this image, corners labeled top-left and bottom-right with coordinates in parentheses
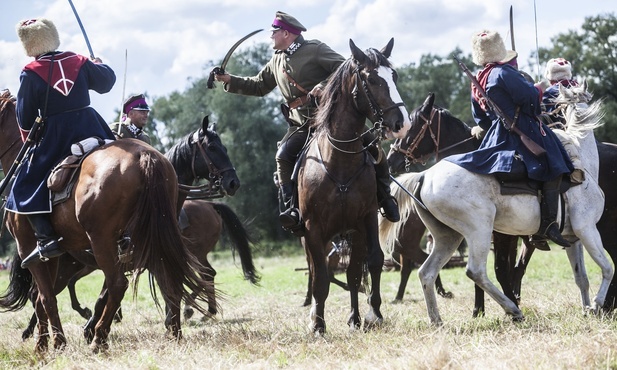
top-left (288, 95), bottom-right (310, 109)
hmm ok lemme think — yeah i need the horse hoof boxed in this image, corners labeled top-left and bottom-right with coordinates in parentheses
top-left (183, 307), bottom-right (195, 320)
top-left (512, 315), bottom-right (525, 323)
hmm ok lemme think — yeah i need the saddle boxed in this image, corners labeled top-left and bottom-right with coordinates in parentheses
top-left (493, 156), bottom-right (573, 196)
top-left (48, 137), bottom-right (112, 205)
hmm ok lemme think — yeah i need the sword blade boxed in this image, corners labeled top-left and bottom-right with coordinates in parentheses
top-left (509, 5), bottom-right (516, 51)
top-left (220, 29), bottom-right (263, 70)
top-left (68, 0), bottom-right (95, 59)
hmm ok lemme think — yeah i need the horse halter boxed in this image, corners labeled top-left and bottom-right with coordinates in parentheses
top-left (179, 130), bottom-right (235, 199)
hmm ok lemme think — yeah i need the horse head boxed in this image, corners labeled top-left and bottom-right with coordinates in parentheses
top-left (191, 116), bottom-right (240, 196)
top-left (348, 38), bottom-right (410, 139)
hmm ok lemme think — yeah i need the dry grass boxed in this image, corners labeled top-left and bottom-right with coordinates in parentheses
top-left (1, 249), bottom-right (617, 369)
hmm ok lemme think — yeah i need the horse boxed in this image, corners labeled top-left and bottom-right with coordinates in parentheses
top-left (389, 91), bottom-right (617, 316)
top-left (385, 93), bottom-right (523, 314)
top-left (75, 119), bottom-right (256, 339)
top-left (0, 90), bottom-right (214, 352)
top-left (19, 198), bottom-right (258, 340)
top-left (297, 38), bottom-right (410, 333)
top-left (408, 82), bottom-right (613, 325)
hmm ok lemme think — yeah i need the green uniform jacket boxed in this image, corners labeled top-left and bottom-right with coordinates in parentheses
top-left (109, 122), bottom-right (151, 144)
top-left (224, 35), bottom-right (345, 127)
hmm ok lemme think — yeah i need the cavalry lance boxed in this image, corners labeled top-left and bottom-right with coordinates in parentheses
top-left (207, 29), bottom-right (263, 89)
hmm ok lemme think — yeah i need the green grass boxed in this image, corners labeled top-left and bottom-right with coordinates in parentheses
top-left (1, 248), bottom-right (617, 369)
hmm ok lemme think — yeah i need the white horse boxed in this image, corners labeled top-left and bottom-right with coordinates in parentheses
top-left (413, 81), bottom-right (613, 325)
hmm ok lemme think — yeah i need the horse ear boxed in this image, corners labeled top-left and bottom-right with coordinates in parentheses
top-left (422, 93), bottom-right (435, 113)
top-left (380, 38), bottom-right (394, 59)
top-left (202, 115), bottom-right (209, 132)
top-left (349, 39), bottom-right (366, 65)
top-left (581, 79), bottom-right (588, 92)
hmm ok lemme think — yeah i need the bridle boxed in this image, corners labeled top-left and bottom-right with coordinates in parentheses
top-left (390, 107), bottom-right (474, 169)
top-left (325, 65), bottom-right (404, 160)
top-left (178, 130), bottom-right (235, 199)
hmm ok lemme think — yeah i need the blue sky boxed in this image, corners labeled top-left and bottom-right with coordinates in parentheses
top-left (1, 0), bottom-right (614, 123)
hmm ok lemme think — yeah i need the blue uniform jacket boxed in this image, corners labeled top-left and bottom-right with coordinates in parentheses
top-left (6, 52), bottom-right (116, 214)
top-left (446, 64), bottom-right (573, 182)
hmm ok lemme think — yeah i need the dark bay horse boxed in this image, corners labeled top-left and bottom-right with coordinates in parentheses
top-left (298, 39), bottom-right (410, 333)
top-left (0, 90), bottom-right (213, 352)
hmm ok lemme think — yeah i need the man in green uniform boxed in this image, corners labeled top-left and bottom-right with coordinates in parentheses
top-left (214, 11), bottom-right (400, 231)
top-left (109, 93), bottom-right (151, 144)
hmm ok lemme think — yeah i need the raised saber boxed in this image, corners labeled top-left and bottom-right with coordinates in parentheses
top-left (509, 5), bottom-right (516, 51)
top-left (67, 0), bottom-right (95, 59)
top-left (117, 49), bottom-right (128, 135)
top-left (207, 29), bottom-right (263, 88)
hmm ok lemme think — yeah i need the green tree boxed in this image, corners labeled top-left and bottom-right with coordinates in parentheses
top-left (536, 13), bottom-right (617, 142)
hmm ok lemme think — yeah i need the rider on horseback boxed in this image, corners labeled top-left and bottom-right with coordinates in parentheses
top-left (8, 18), bottom-right (116, 268)
top-left (450, 30), bottom-right (575, 248)
top-left (213, 11), bottom-right (400, 232)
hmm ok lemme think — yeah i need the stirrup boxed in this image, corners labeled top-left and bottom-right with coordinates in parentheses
top-left (528, 236), bottom-right (551, 251)
top-left (540, 222), bottom-right (570, 248)
top-left (279, 207), bottom-right (301, 229)
top-left (21, 237), bottom-right (65, 269)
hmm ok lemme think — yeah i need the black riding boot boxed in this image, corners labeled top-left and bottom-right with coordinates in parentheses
top-left (279, 182), bottom-right (301, 229)
top-left (21, 213), bottom-right (65, 269)
top-left (374, 158), bottom-right (400, 222)
top-left (536, 176), bottom-right (570, 248)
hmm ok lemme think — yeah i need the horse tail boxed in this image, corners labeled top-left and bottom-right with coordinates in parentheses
top-left (379, 172), bottom-right (421, 257)
top-left (128, 152), bottom-right (213, 314)
top-left (0, 250), bottom-right (33, 311)
top-left (211, 202), bottom-right (261, 285)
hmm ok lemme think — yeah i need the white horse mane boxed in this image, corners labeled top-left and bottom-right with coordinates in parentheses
top-left (555, 80), bottom-right (604, 138)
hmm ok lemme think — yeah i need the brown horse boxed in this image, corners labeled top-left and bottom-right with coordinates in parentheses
top-left (297, 39), bottom-right (410, 333)
top-left (0, 90), bottom-right (213, 352)
top-left (19, 199), bottom-right (259, 340)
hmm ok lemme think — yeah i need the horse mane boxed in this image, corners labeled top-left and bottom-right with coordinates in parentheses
top-left (314, 48), bottom-right (393, 130)
top-left (556, 83), bottom-right (604, 138)
top-left (164, 130), bottom-right (194, 165)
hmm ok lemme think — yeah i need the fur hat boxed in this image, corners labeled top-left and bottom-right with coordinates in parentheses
top-left (544, 58), bottom-right (572, 81)
top-left (16, 18), bottom-right (60, 57)
top-left (471, 30), bottom-right (517, 67)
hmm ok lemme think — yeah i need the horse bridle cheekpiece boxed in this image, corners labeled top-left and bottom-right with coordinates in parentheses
top-left (179, 129), bottom-right (234, 199)
top-left (352, 66), bottom-right (404, 139)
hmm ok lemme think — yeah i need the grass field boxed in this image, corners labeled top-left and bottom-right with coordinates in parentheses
top-left (0, 248), bottom-right (616, 369)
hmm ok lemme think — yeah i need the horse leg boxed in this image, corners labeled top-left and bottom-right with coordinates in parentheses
top-left (576, 228), bottom-right (613, 312)
top-left (565, 240), bottom-right (591, 308)
top-left (31, 262), bottom-right (66, 351)
top-left (84, 285), bottom-right (108, 343)
top-left (67, 265), bottom-right (96, 320)
top-left (472, 284), bottom-right (485, 318)
top-left (512, 238), bottom-right (537, 302)
top-left (345, 241), bottom-right (363, 330)
top-left (465, 233), bottom-right (523, 322)
top-left (89, 266), bottom-right (128, 353)
top-left (364, 217), bottom-right (384, 330)
top-left (418, 227), bottom-right (463, 325)
top-left (492, 233), bottom-right (519, 305)
top-left (434, 274), bottom-right (452, 298)
top-left (305, 235), bottom-right (329, 334)
top-left (394, 255), bottom-right (413, 302)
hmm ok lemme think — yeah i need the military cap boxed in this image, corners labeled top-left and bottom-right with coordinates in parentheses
top-left (123, 94), bottom-right (150, 114)
top-left (270, 11), bottom-right (306, 35)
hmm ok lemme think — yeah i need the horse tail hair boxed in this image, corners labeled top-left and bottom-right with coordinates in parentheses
top-left (211, 202), bottom-right (261, 285)
top-left (379, 172), bottom-right (421, 257)
top-left (0, 250), bottom-right (33, 312)
top-left (128, 152), bottom-right (214, 316)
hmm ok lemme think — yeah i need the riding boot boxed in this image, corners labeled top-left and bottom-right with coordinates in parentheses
top-left (278, 182), bottom-right (301, 229)
top-left (536, 176), bottom-right (570, 248)
top-left (375, 159), bottom-right (400, 222)
top-left (21, 213), bottom-right (65, 269)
